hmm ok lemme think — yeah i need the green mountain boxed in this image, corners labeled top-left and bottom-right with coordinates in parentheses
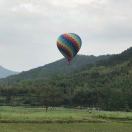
top-left (0, 66), bottom-right (18, 79)
top-left (0, 47), bottom-right (132, 111)
top-left (0, 55), bottom-right (110, 84)
top-left (97, 47), bottom-right (132, 66)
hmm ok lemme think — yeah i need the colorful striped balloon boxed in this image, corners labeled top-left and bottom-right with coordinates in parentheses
top-left (57, 33), bottom-right (82, 63)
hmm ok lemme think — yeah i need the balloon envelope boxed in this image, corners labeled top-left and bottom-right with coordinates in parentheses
top-left (57, 33), bottom-right (82, 63)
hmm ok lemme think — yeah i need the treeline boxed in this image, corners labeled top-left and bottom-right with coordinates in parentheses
top-left (0, 47), bottom-right (132, 111)
top-left (0, 59), bottom-right (132, 111)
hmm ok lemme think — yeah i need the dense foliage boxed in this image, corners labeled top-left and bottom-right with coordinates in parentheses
top-left (0, 47), bottom-right (132, 111)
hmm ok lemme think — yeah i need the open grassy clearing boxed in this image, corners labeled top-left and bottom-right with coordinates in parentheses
top-left (0, 107), bottom-right (132, 132)
top-left (0, 106), bottom-right (132, 123)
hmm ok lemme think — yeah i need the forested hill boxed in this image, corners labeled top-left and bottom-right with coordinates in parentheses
top-left (97, 47), bottom-right (132, 66)
top-left (0, 47), bottom-right (132, 111)
top-left (0, 55), bottom-right (110, 84)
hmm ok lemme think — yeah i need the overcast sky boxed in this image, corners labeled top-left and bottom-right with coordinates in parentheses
top-left (0, 0), bottom-right (132, 71)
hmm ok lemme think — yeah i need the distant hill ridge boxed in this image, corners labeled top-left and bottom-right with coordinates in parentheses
top-left (0, 47), bottom-right (132, 84)
top-left (0, 66), bottom-right (18, 79)
top-left (0, 55), bottom-right (110, 84)
top-left (97, 47), bottom-right (132, 66)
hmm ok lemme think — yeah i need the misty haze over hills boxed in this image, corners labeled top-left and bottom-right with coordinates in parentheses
top-left (0, 66), bottom-right (18, 79)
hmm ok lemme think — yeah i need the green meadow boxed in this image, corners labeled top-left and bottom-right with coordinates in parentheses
top-left (0, 106), bottom-right (132, 123)
top-left (0, 122), bottom-right (132, 132)
top-left (0, 107), bottom-right (132, 132)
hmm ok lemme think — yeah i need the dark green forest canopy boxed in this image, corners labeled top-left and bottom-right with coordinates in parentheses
top-left (0, 47), bottom-right (132, 111)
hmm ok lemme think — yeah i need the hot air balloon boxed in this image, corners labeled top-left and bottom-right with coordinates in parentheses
top-left (57, 33), bottom-right (82, 63)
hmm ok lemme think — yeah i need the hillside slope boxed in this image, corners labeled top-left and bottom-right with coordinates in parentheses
top-left (0, 55), bottom-right (110, 84)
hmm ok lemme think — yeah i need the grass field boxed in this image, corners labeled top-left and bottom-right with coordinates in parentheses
top-left (0, 122), bottom-right (132, 132)
top-left (0, 106), bottom-right (132, 132)
top-left (0, 106), bottom-right (132, 123)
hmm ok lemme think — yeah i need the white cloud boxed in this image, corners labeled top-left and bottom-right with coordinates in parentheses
top-left (11, 3), bottom-right (38, 13)
top-left (0, 0), bottom-right (131, 71)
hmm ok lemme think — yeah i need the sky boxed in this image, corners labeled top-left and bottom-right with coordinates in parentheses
top-left (0, 0), bottom-right (132, 72)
